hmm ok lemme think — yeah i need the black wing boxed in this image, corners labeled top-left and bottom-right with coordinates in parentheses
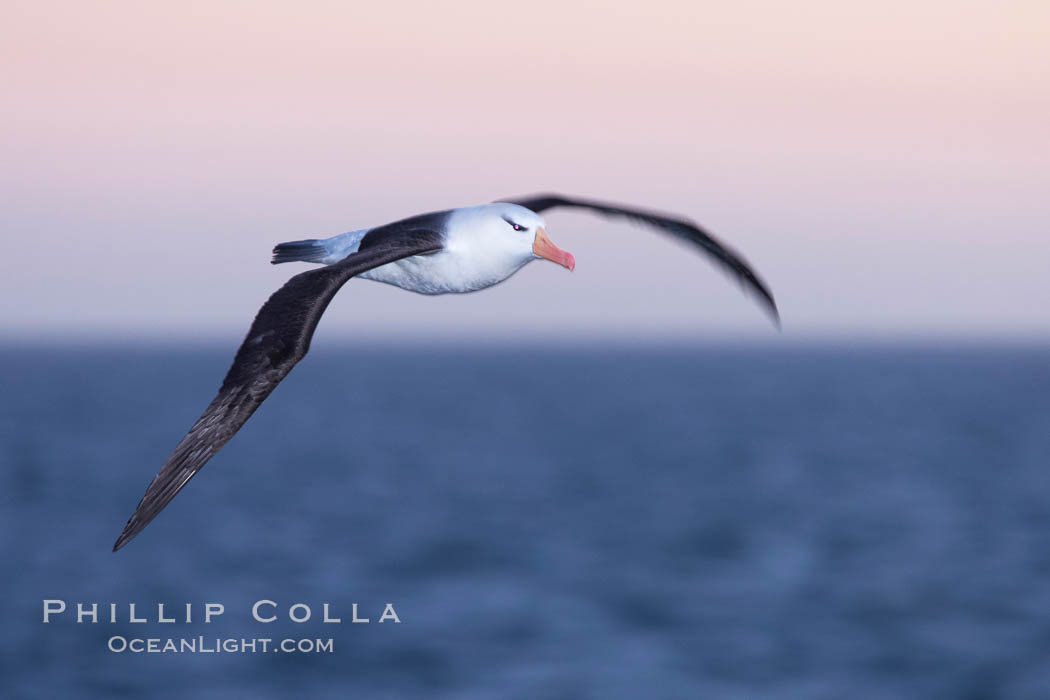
top-left (113, 230), bottom-right (443, 551)
top-left (500, 193), bottom-right (779, 325)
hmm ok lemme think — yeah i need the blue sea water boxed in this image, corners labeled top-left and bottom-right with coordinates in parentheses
top-left (2, 343), bottom-right (1050, 699)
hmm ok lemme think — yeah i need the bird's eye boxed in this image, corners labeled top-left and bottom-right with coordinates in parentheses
top-left (503, 217), bottom-right (526, 232)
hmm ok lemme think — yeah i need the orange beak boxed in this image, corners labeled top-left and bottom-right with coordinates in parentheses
top-left (532, 227), bottom-right (575, 271)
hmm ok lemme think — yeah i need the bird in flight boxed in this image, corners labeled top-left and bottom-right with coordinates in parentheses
top-left (113, 194), bottom-right (779, 551)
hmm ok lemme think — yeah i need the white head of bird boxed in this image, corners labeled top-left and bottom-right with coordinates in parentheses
top-left (446, 203), bottom-right (575, 281)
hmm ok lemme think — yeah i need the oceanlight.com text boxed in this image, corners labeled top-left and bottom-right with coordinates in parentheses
top-left (107, 636), bottom-right (335, 654)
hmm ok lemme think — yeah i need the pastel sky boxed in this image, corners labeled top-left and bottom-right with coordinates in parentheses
top-left (2, 0), bottom-right (1048, 342)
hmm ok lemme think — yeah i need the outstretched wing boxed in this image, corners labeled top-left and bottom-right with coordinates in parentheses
top-left (113, 230), bottom-right (443, 551)
top-left (500, 193), bottom-right (779, 324)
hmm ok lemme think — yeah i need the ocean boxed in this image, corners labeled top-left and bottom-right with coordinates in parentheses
top-left (2, 343), bottom-right (1049, 699)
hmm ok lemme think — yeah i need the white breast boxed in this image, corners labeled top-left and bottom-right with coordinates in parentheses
top-left (359, 206), bottom-right (532, 295)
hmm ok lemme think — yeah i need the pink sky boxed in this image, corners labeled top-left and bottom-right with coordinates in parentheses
top-left (2, 1), bottom-right (1048, 341)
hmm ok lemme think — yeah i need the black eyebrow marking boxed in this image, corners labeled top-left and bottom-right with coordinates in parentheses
top-left (501, 215), bottom-right (525, 229)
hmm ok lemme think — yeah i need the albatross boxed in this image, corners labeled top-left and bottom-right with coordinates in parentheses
top-left (113, 194), bottom-right (779, 551)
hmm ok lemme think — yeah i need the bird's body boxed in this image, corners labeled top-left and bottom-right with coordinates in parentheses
top-left (274, 204), bottom-right (552, 294)
top-left (113, 194), bottom-right (778, 551)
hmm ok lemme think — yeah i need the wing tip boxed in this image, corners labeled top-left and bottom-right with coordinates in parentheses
top-left (112, 531), bottom-right (131, 552)
top-left (738, 269), bottom-right (780, 331)
top-left (112, 516), bottom-right (143, 551)
top-left (767, 304), bottom-right (782, 331)
top-left (757, 288), bottom-right (781, 330)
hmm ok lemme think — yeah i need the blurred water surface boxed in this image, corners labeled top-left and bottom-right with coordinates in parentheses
top-left (2, 343), bottom-right (1050, 699)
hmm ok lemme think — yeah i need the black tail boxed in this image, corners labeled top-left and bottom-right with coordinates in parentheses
top-left (271, 239), bottom-right (329, 265)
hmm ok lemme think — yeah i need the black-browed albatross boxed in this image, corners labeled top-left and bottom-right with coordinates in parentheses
top-left (113, 194), bottom-right (779, 551)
